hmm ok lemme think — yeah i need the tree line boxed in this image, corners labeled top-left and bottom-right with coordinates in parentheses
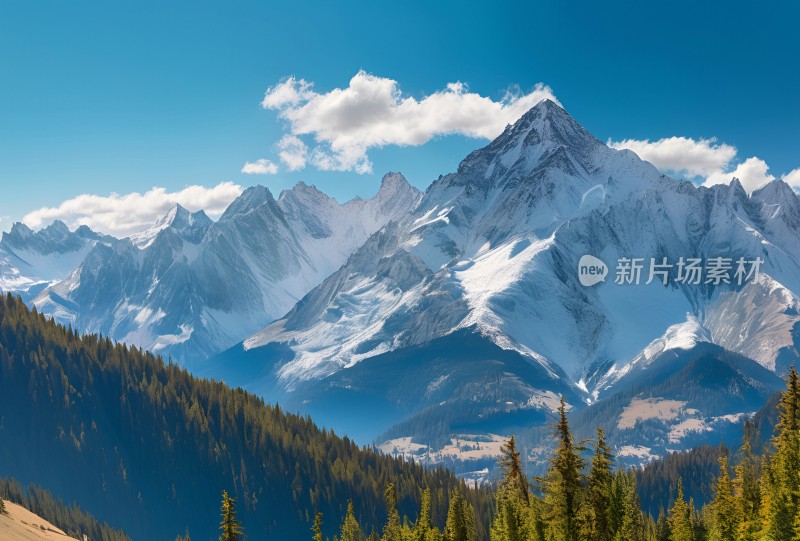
top-left (208, 367), bottom-right (800, 541)
top-left (485, 368), bottom-right (800, 541)
top-left (483, 367), bottom-right (800, 541)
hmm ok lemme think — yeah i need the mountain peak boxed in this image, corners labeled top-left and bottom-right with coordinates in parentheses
top-left (129, 204), bottom-right (212, 248)
top-left (371, 172), bottom-right (421, 214)
top-left (512, 99), bottom-right (596, 147)
top-left (752, 178), bottom-right (800, 225)
top-left (377, 172), bottom-right (415, 196)
top-left (155, 204), bottom-right (211, 229)
top-left (753, 178), bottom-right (800, 202)
top-left (454, 99), bottom-right (601, 183)
top-left (4, 222), bottom-right (34, 242)
top-left (380, 171), bottom-right (409, 188)
top-left (45, 220), bottom-right (70, 233)
top-left (2, 220), bottom-right (92, 255)
top-left (728, 177), bottom-right (748, 199)
top-left (157, 204), bottom-right (189, 226)
top-left (220, 185), bottom-right (276, 220)
top-left (531, 97), bottom-right (564, 114)
top-left (280, 181), bottom-right (331, 202)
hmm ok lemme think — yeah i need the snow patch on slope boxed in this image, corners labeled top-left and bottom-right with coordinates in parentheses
top-left (617, 397), bottom-right (690, 430)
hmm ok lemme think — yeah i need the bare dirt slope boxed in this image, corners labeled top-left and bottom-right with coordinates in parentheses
top-left (0, 500), bottom-right (78, 541)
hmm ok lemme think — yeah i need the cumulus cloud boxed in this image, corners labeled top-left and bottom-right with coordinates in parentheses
top-left (241, 159), bottom-right (278, 175)
top-left (783, 168), bottom-right (800, 190)
top-left (276, 135), bottom-right (308, 171)
top-left (261, 70), bottom-right (558, 174)
top-left (704, 156), bottom-right (775, 192)
top-left (23, 182), bottom-right (243, 238)
top-left (608, 137), bottom-right (736, 178)
top-left (609, 135), bottom-right (788, 193)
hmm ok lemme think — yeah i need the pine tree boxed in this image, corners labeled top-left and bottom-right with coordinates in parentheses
top-left (498, 436), bottom-right (529, 503)
top-left (489, 484), bottom-right (529, 541)
top-left (691, 503), bottom-right (708, 541)
top-left (415, 488), bottom-right (441, 541)
top-left (542, 396), bottom-right (584, 541)
top-left (402, 516), bottom-right (415, 541)
top-left (383, 484), bottom-right (402, 541)
top-left (668, 480), bottom-right (693, 541)
top-left (586, 428), bottom-right (613, 541)
top-left (341, 501), bottom-right (366, 541)
top-left (732, 423), bottom-right (760, 541)
top-left (759, 455), bottom-right (776, 539)
top-left (219, 491), bottom-right (243, 541)
top-left (312, 512), bottom-right (324, 541)
top-left (655, 507), bottom-right (670, 541)
top-left (615, 471), bottom-right (643, 541)
top-left (444, 489), bottom-right (476, 541)
top-left (642, 513), bottom-right (659, 541)
top-left (491, 436), bottom-right (532, 541)
top-left (0, 498), bottom-right (5, 515)
top-left (766, 366), bottom-right (800, 541)
top-left (609, 469), bottom-right (626, 537)
top-left (529, 497), bottom-right (546, 541)
top-left (709, 456), bottom-right (738, 541)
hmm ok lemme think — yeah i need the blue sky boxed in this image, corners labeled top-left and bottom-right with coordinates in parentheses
top-left (1, 0), bottom-right (798, 235)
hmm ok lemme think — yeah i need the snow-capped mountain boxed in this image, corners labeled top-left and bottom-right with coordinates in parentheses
top-left (33, 176), bottom-right (421, 362)
top-left (0, 221), bottom-right (113, 301)
top-left (128, 204), bottom-right (213, 249)
top-left (217, 100), bottom-right (800, 464)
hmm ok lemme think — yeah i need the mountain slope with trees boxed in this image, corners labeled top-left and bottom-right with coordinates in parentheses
top-left (0, 294), bottom-right (491, 540)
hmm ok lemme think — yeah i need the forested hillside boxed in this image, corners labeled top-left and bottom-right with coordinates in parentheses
top-left (408, 367), bottom-right (800, 541)
top-left (0, 477), bottom-right (130, 541)
top-left (636, 445), bottom-right (727, 517)
top-left (0, 294), bottom-right (493, 540)
top-left (5, 288), bottom-right (800, 541)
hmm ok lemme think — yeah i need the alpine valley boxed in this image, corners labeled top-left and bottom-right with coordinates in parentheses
top-left (6, 100), bottom-right (800, 479)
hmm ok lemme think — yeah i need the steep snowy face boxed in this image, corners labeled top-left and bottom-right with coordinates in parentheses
top-left (402, 100), bottom-right (664, 269)
top-left (0, 221), bottom-right (112, 299)
top-left (34, 177), bottom-right (421, 362)
top-left (275, 173), bottom-right (422, 279)
top-left (244, 100), bottom-right (800, 398)
top-left (128, 204), bottom-right (213, 248)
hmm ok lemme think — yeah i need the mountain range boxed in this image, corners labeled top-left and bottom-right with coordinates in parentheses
top-left (0, 221), bottom-right (113, 303)
top-left (2, 99), bottom-right (799, 473)
top-left (27, 174), bottom-right (420, 361)
top-left (198, 100), bottom-right (800, 470)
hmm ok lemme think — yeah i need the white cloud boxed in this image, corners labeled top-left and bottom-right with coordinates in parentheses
top-left (23, 182), bottom-right (243, 238)
top-left (609, 135), bottom-right (785, 193)
top-left (276, 135), bottom-right (308, 171)
top-left (783, 168), bottom-right (800, 190)
top-left (261, 70), bottom-right (558, 174)
top-left (608, 137), bottom-right (736, 178)
top-left (241, 159), bottom-right (278, 175)
top-left (261, 77), bottom-right (314, 109)
top-left (704, 156), bottom-right (775, 192)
